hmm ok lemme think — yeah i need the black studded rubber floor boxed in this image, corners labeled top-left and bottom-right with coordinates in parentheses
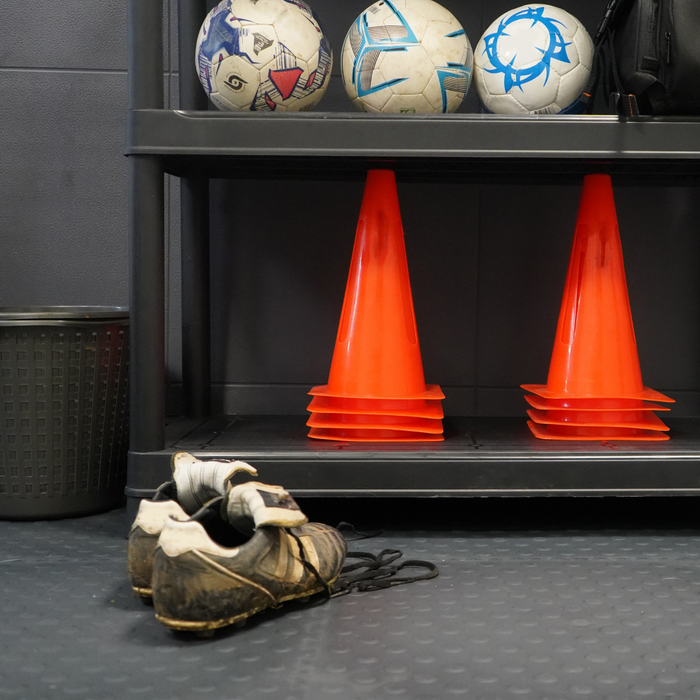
top-left (2, 498), bottom-right (700, 699)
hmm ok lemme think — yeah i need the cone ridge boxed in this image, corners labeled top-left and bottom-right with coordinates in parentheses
top-left (307, 412), bottom-right (444, 434)
top-left (309, 427), bottom-right (444, 443)
top-left (526, 408), bottom-right (669, 431)
top-left (307, 394), bottom-right (444, 419)
top-left (528, 421), bottom-right (670, 441)
top-left (523, 394), bottom-right (671, 412)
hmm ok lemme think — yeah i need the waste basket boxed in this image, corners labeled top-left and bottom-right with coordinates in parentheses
top-left (0, 307), bottom-right (129, 519)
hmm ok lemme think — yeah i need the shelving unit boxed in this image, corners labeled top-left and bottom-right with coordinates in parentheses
top-left (125, 0), bottom-right (700, 508)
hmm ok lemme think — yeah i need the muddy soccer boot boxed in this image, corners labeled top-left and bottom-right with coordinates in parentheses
top-left (127, 452), bottom-right (257, 600)
top-left (151, 482), bottom-right (347, 633)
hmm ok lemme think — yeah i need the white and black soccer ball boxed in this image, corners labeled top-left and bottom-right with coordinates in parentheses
top-left (341, 0), bottom-right (473, 114)
top-left (195, 0), bottom-right (332, 112)
top-left (474, 4), bottom-right (594, 115)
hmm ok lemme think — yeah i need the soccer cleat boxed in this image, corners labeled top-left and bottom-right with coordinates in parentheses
top-left (127, 452), bottom-right (258, 600)
top-left (151, 483), bottom-right (347, 632)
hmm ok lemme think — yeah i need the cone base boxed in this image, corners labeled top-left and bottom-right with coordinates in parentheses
top-left (527, 421), bottom-right (670, 441)
top-left (309, 384), bottom-right (445, 401)
top-left (521, 384), bottom-right (674, 404)
top-left (307, 394), bottom-right (444, 419)
top-left (308, 427), bottom-right (444, 443)
top-left (527, 409), bottom-right (670, 431)
top-left (524, 394), bottom-right (671, 412)
top-left (307, 412), bottom-right (444, 434)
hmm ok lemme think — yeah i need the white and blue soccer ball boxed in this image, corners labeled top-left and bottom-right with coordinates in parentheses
top-left (473, 5), bottom-right (594, 114)
top-left (195, 0), bottom-right (332, 112)
top-left (341, 0), bottom-right (473, 114)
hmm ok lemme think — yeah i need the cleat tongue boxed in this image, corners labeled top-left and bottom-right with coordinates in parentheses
top-left (225, 482), bottom-right (308, 534)
top-left (172, 452), bottom-right (258, 513)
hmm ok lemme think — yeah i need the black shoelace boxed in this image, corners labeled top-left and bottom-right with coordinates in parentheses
top-left (285, 527), bottom-right (439, 601)
top-left (335, 521), bottom-right (386, 541)
top-left (330, 548), bottom-right (439, 598)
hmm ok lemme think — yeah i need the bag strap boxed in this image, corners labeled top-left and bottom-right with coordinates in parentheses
top-left (594, 0), bottom-right (636, 44)
top-left (606, 26), bottom-right (642, 117)
top-left (581, 0), bottom-right (640, 116)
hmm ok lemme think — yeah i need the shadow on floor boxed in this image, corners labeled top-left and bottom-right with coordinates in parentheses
top-left (296, 495), bottom-right (700, 533)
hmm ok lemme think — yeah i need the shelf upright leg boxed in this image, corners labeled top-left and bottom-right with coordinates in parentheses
top-left (128, 157), bottom-right (166, 455)
top-left (179, 0), bottom-right (211, 418)
top-left (127, 0), bottom-right (166, 499)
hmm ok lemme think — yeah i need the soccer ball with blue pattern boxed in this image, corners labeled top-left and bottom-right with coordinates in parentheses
top-left (474, 5), bottom-right (593, 115)
top-left (341, 0), bottom-right (473, 114)
top-left (195, 0), bottom-right (332, 112)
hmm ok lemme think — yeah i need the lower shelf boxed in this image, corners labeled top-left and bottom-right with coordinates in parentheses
top-left (125, 415), bottom-right (700, 498)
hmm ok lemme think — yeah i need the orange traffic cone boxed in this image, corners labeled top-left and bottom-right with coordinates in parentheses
top-left (307, 169), bottom-right (444, 442)
top-left (522, 174), bottom-right (673, 441)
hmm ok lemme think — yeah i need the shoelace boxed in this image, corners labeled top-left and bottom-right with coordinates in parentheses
top-left (330, 549), bottom-right (439, 598)
top-left (335, 521), bottom-right (386, 541)
top-left (285, 528), bottom-right (439, 601)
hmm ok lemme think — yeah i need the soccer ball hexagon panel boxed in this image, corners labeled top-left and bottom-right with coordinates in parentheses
top-left (473, 4), bottom-right (594, 115)
top-left (195, 0), bottom-right (333, 112)
top-left (341, 0), bottom-right (474, 114)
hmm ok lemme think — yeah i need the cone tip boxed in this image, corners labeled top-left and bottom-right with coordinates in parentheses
top-left (583, 173), bottom-right (612, 185)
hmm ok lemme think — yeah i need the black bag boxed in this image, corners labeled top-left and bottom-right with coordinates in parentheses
top-left (584, 0), bottom-right (700, 116)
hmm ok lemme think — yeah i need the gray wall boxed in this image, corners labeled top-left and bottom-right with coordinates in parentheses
top-left (3, 1), bottom-right (699, 418)
top-left (0, 2), bottom-right (131, 307)
top-left (0, 0), bottom-right (183, 395)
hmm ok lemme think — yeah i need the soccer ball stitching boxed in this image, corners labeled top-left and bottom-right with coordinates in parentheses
top-left (342, 0), bottom-right (473, 114)
top-left (196, 0), bottom-right (333, 112)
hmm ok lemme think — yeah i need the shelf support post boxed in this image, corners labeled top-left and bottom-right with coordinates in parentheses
top-left (128, 156), bottom-right (166, 455)
top-left (179, 0), bottom-right (211, 418)
top-left (127, 0), bottom-right (166, 479)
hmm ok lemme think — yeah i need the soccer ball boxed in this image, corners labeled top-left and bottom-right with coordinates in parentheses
top-left (341, 0), bottom-right (473, 114)
top-left (195, 0), bottom-right (332, 112)
top-left (473, 5), bottom-right (594, 114)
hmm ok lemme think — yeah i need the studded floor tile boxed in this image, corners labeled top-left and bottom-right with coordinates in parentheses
top-left (2, 503), bottom-right (700, 699)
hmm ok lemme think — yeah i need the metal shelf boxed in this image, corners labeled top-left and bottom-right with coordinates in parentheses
top-left (125, 416), bottom-right (700, 502)
top-left (125, 1), bottom-right (700, 507)
top-left (126, 110), bottom-right (700, 181)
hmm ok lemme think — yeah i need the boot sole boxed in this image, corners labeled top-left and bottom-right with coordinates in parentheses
top-left (132, 585), bottom-right (153, 600)
top-left (154, 578), bottom-right (337, 632)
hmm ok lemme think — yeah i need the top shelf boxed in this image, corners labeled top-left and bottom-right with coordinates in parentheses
top-left (126, 110), bottom-right (700, 182)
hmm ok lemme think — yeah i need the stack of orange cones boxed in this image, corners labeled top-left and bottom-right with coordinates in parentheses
top-left (522, 173), bottom-right (674, 441)
top-left (307, 169), bottom-right (444, 442)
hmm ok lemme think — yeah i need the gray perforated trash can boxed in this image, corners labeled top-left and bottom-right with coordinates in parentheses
top-left (0, 307), bottom-right (129, 519)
